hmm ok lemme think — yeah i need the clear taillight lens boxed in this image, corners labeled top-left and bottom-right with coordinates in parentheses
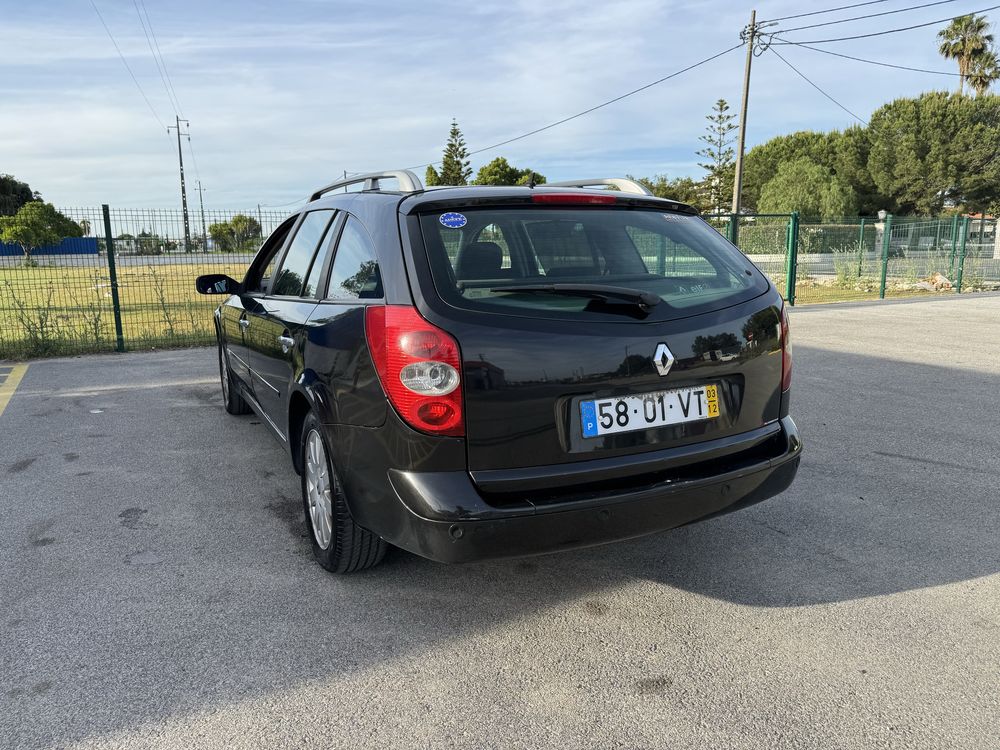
top-left (780, 302), bottom-right (792, 392)
top-left (365, 305), bottom-right (464, 436)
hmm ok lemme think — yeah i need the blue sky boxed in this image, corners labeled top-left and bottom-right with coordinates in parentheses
top-left (0, 0), bottom-right (982, 208)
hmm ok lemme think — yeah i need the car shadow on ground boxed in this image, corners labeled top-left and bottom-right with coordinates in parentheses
top-left (3, 343), bottom-right (999, 747)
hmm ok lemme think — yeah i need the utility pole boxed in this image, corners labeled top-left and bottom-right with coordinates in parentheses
top-left (195, 180), bottom-right (207, 252)
top-left (167, 115), bottom-right (193, 253)
top-left (730, 9), bottom-right (757, 244)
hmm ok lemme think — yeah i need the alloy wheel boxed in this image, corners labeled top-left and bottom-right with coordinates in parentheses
top-left (304, 429), bottom-right (334, 549)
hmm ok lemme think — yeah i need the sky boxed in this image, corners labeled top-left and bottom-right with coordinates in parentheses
top-left (0, 0), bottom-right (983, 209)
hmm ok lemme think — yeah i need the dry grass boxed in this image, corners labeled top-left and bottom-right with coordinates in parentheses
top-left (0, 260), bottom-right (247, 359)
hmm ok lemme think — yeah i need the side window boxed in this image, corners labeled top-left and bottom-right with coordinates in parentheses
top-left (271, 210), bottom-right (335, 296)
top-left (327, 217), bottom-right (383, 300)
top-left (302, 215), bottom-right (341, 299)
top-left (243, 217), bottom-right (296, 293)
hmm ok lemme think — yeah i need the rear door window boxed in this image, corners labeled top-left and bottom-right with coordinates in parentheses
top-left (418, 207), bottom-right (768, 321)
top-left (271, 210), bottom-right (335, 296)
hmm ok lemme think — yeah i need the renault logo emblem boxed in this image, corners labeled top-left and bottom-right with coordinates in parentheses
top-left (654, 342), bottom-right (674, 376)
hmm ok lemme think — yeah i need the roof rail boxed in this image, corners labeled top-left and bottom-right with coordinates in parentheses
top-left (309, 170), bottom-right (423, 201)
top-left (545, 178), bottom-right (653, 196)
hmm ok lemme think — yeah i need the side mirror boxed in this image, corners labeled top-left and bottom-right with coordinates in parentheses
top-left (195, 274), bottom-right (241, 295)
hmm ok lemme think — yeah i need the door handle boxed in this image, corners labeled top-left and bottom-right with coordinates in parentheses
top-left (238, 317), bottom-right (250, 330)
top-left (277, 334), bottom-right (295, 353)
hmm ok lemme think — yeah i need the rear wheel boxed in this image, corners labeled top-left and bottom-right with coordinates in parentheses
top-left (300, 412), bottom-right (386, 573)
top-left (218, 339), bottom-right (250, 415)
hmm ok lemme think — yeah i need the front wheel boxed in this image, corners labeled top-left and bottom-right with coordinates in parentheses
top-left (218, 339), bottom-right (250, 415)
top-left (300, 412), bottom-right (386, 573)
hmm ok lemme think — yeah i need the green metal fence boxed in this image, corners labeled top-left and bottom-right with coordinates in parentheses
top-left (0, 206), bottom-right (288, 359)
top-left (1, 206), bottom-right (998, 360)
top-left (706, 212), bottom-right (1000, 305)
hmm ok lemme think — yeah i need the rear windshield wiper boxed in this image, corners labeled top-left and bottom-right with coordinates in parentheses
top-left (489, 283), bottom-right (661, 311)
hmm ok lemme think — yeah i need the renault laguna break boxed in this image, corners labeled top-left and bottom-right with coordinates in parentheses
top-left (196, 171), bottom-right (801, 573)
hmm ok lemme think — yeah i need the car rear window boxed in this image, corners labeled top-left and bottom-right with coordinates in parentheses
top-left (417, 207), bottom-right (769, 320)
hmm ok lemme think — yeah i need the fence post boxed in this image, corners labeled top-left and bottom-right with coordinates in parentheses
top-left (101, 204), bottom-right (126, 352)
top-left (955, 217), bottom-right (969, 294)
top-left (949, 213), bottom-right (959, 276)
top-left (857, 217), bottom-right (866, 277)
top-left (785, 211), bottom-right (799, 305)
top-left (879, 213), bottom-right (893, 300)
top-left (728, 214), bottom-right (739, 246)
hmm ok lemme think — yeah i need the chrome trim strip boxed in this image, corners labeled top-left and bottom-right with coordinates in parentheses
top-left (250, 369), bottom-right (280, 395)
top-left (241, 385), bottom-right (286, 442)
top-left (227, 349), bottom-right (250, 371)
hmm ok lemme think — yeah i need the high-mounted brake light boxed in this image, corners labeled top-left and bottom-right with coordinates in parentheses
top-left (531, 193), bottom-right (617, 205)
top-left (780, 302), bottom-right (792, 392)
top-left (365, 305), bottom-right (464, 437)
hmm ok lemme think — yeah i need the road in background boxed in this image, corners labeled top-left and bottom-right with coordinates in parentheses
top-left (2, 295), bottom-right (998, 749)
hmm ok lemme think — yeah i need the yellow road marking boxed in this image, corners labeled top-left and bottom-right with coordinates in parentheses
top-left (0, 364), bottom-right (28, 419)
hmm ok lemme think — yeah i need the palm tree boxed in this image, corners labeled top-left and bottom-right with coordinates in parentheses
top-left (967, 49), bottom-right (1000, 95)
top-left (938, 14), bottom-right (994, 95)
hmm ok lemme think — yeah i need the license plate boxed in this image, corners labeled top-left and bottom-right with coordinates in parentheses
top-left (580, 384), bottom-right (720, 438)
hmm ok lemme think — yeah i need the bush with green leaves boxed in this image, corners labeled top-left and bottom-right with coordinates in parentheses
top-left (0, 201), bottom-right (82, 266)
top-left (208, 214), bottom-right (262, 253)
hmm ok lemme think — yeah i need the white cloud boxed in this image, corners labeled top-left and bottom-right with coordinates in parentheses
top-left (0, 0), bottom-right (970, 207)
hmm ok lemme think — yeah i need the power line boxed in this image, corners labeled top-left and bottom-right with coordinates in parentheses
top-left (259, 197), bottom-right (309, 208)
top-left (761, 0), bottom-right (892, 23)
top-left (777, 0), bottom-right (956, 34)
top-left (778, 39), bottom-right (962, 75)
top-left (186, 135), bottom-right (202, 181)
top-left (138, 0), bottom-right (185, 119)
top-left (406, 42), bottom-right (745, 170)
top-left (769, 47), bottom-right (868, 124)
top-left (88, 0), bottom-right (166, 130)
top-left (770, 4), bottom-right (1000, 44)
top-left (132, 0), bottom-right (181, 116)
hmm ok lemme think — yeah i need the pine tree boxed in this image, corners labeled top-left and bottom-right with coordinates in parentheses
top-left (438, 119), bottom-right (472, 185)
top-left (695, 99), bottom-right (737, 213)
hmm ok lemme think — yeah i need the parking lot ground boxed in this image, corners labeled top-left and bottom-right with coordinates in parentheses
top-left (2, 294), bottom-right (999, 750)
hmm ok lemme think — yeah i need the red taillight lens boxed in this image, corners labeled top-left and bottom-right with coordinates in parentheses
top-left (365, 305), bottom-right (464, 437)
top-left (531, 193), bottom-right (617, 204)
top-left (780, 303), bottom-right (792, 392)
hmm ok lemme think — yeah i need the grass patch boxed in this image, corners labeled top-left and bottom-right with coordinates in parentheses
top-left (0, 260), bottom-right (247, 359)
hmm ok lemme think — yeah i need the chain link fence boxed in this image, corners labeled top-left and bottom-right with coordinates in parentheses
top-left (0, 206), bottom-right (288, 359)
top-left (2, 205), bottom-right (999, 360)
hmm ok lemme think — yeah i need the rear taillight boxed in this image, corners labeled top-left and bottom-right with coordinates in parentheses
top-left (365, 305), bottom-right (464, 437)
top-left (780, 302), bottom-right (792, 391)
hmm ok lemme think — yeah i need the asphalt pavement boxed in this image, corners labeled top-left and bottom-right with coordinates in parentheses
top-left (2, 294), bottom-right (999, 749)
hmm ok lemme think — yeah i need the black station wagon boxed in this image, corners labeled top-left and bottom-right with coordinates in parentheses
top-left (196, 171), bottom-right (801, 573)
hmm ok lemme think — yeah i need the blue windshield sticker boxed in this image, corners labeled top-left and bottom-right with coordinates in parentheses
top-left (439, 212), bottom-right (467, 229)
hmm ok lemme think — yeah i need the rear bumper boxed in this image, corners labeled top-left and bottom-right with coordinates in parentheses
top-left (382, 416), bottom-right (802, 563)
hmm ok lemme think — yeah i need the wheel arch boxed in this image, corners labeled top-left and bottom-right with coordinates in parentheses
top-left (288, 389), bottom-right (312, 475)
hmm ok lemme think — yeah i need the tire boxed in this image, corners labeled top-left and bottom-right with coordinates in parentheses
top-left (218, 338), bottom-right (251, 415)
top-left (300, 412), bottom-right (386, 573)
